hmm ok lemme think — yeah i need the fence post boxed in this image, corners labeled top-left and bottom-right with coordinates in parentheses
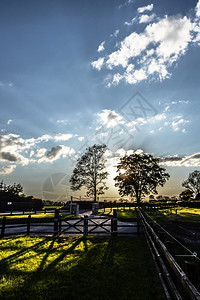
top-left (59, 215), bottom-right (62, 235)
top-left (84, 215), bottom-right (88, 236)
top-left (137, 214), bottom-right (140, 237)
top-left (185, 261), bottom-right (199, 287)
top-left (112, 209), bottom-right (117, 236)
top-left (27, 215), bottom-right (31, 235)
top-left (1, 216), bottom-right (6, 238)
top-left (54, 209), bottom-right (59, 236)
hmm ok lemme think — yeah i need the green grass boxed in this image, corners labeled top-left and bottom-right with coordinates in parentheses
top-left (0, 235), bottom-right (166, 300)
top-left (99, 208), bottom-right (137, 219)
top-left (0, 213), bottom-right (78, 222)
top-left (145, 207), bottom-right (200, 223)
top-left (43, 205), bottom-right (64, 210)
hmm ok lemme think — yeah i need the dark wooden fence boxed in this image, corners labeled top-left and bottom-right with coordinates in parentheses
top-left (0, 209), bottom-right (142, 237)
top-left (138, 208), bottom-right (200, 300)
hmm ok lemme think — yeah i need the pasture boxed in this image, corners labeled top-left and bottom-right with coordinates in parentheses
top-left (145, 206), bottom-right (200, 223)
top-left (0, 235), bottom-right (166, 300)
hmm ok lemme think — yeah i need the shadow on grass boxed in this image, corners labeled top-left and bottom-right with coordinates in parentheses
top-left (0, 236), bottom-right (166, 300)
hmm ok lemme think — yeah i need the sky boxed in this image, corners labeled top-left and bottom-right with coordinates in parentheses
top-left (0, 0), bottom-right (200, 201)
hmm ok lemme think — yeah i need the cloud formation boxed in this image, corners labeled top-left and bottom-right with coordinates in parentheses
top-left (0, 165), bottom-right (16, 175)
top-left (97, 110), bottom-right (124, 128)
top-left (97, 41), bottom-right (105, 52)
top-left (39, 145), bottom-right (75, 163)
top-left (106, 148), bottom-right (200, 168)
top-left (91, 57), bottom-right (104, 71)
top-left (0, 132), bottom-right (78, 172)
top-left (160, 153), bottom-right (200, 167)
top-left (137, 4), bottom-right (153, 13)
top-left (91, 2), bottom-right (199, 86)
top-left (139, 14), bottom-right (155, 24)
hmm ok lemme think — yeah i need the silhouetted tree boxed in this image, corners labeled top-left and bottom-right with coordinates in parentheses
top-left (114, 153), bottom-right (170, 205)
top-left (179, 189), bottom-right (193, 201)
top-left (70, 144), bottom-right (109, 202)
top-left (7, 183), bottom-right (24, 195)
top-left (182, 170), bottom-right (200, 200)
top-left (0, 180), bottom-right (23, 195)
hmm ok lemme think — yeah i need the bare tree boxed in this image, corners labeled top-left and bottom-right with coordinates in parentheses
top-left (70, 144), bottom-right (109, 201)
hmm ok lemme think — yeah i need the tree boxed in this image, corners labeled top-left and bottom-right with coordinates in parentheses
top-left (0, 180), bottom-right (23, 195)
top-left (70, 144), bottom-right (109, 202)
top-left (179, 189), bottom-right (193, 201)
top-left (7, 183), bottom-right (24, 195)
top-left (182, 170), bottom-right (200, 200)
top-left (114, 153), bottom-right (170, 205)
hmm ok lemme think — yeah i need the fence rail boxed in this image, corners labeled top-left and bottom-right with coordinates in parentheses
top-left (0, 209), bottom-right (142, 238)
top-left (138, 208), bottom-right (200, 300)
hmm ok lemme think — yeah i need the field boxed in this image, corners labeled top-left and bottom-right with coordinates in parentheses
top-left (99, 207), bottom-right (137, 219)
top-left (0, 235), bottom-right (166, 300)
top-left (145, 206), bottom-right (200, 223)
top-left (0, 212), bottom-right (77, 221)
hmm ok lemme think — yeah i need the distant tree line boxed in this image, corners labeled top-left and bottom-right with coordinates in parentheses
top-left (0, 180), bottom-right (43, 211)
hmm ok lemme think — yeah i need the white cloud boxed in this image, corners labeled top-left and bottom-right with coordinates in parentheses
top-left (0, 81), bottom-right (14, 87)
top-left (160, 153), bottom-right (200, 167)
top-left (106, 32), bottom-right (150, 69)
top-left (92, 8), bottom-right (195, 86)
top-left (7, 119), bottom-right (12, 125)
top-left (35, 148), bottom-right (47, 158)
top-left (137, 4), bottom-right (153, 13)
top-left (152, 113), bottom-right (167, 121)
top-left (0, 132), bottom-right (75, 167)
top-left (139, 14), bottom-right (155, 24)
top-left (38, 145), bottom-right (75, 163)
top-left (56, 119), bottom-right (68, 125)
top-left (106, 15), bottom-right (192, 84)
top-left (0, 151), bottom-right (29, 165)
top-left (124, 17), bottom-right (137, 26)
top-left (97, 41), bottom-right (105, 52)
top-left (171, 118), bottom-right (190, 131)
top-left (55, 133), bottom-right (73, 141)
top-left (97, 110), bottom-right (124, 128)
top-left (196, 0), bottom-right (200, 17)
top-left (110, 29), bottom-right (120, 38)
top-left (78, 136), bottom-right (84, 141)
top-left (91, 57), bottom-right (104, 70)
top-left (30, 150), bottom-right (34, 157)
top-left (118, 0), bottom-right (135, 9)
top-left (146, 16), bottom-right (192, 59)
top-left (0, 165), bottom-right (16, 175)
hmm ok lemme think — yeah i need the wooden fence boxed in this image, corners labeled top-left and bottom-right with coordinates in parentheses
top-left (138, 208), bottom-right (200, 300)
top-left (0, 209), bottom-right (142, 237)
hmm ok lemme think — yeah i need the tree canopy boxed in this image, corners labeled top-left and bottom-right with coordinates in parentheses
top-left (70, 144), bottom-right (109, 201)
top-left (182, 170), bottom-right (200, 200)
top-left (114, 152), bottom-right (170, 205)
top-left (0, 181), bottom-right (23, 195)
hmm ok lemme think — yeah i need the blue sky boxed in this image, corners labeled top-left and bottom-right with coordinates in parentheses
top-left (0, 0), bottom-right (200, 200)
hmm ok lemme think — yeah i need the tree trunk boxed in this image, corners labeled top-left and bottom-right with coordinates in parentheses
top-left (135, 189), bottom-right (140, 206)
top-left (94, 185), bottom-right (97, 202)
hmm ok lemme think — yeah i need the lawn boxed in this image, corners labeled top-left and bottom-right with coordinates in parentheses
top-left (99, 208), bottom-right (137, 220)
top-left (145, 207), bottom-right (200, 223)
top-left (0, 213), bottom-right (78, 222)
top-left (0, 235), bottom-right (166, 300)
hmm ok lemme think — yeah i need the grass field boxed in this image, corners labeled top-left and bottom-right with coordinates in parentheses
top-left (0, 235), bottom-right (166, 300)
top-left (145, 207), bottom-right (200, 223)
top-left (0, 213), bottom-right (78, 222)
top-left (99, 208), bottom-right (137, 219)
